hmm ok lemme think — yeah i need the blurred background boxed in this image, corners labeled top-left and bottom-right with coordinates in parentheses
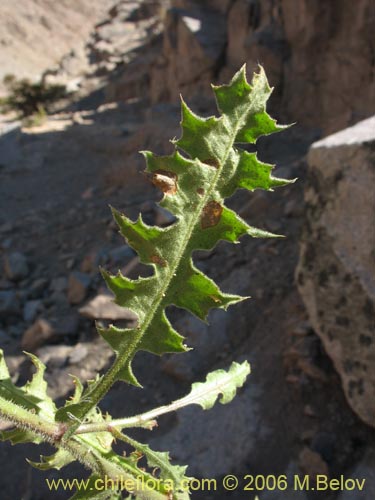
top-left (0, 1), bottom-right (374, 498)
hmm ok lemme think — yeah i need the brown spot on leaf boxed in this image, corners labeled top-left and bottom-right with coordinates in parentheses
top-left (151, 169), bottom-right (177, 195)
top-left (203, 158), bottom-right (220, 169)
top-left (201, 201), bottom-right (223, 229)
top-left (197, 188), bottom-right (205, 196)
top-left (150, 254), bottom-right (167, 267)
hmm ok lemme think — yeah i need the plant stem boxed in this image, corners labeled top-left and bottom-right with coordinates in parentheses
top-left (75, 361), bottom-right (248, 436)
top-left (0, 396), bottom-right (168, 500)
top-left (0, 395), bottom-right (58, 441)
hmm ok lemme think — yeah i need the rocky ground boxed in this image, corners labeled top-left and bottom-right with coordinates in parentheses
top-left (0, 1), bottom-right (374, 499)
top-left (0, 0), bottom-right (117, 92)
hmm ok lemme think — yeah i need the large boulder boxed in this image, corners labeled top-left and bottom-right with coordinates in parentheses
top-left (224, 0), bottom-right (286, 101)
top-left (101, 0), bottom-right (374, 135)
top-left (296, 116), bottom-right (375, 428)
top-left (280, 0), bottom-right (375, 133)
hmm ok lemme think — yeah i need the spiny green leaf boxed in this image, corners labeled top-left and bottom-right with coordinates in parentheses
top-left (168, 261), bottom-right (245, 320)
top-left (70, 375), bottom-right (84, 403)
top-left (0, 427), bottom-right (39, 445)
top-left (97, 315), bottom-right (186, 380)
top-left (28, 448), bottom-right (74, 470)
top-left (143, 151), bottom-right (213, 215)
top-left (111, 208), bottom-right (168, 266)
top-left (102, 428), bottom-right (191, 500)
top-left (23, 352), bottom-right (56, 418)
top-left (212, 65), bottom-right (287, 143)
top-left (0, 350), bottom-right (52, 412)
top-left (174, 99), bottom-right (223, 161)
top-left (0, 349), bottom-right (56, 445)
top-left (100, 269), bottom-right (153, 321)
top-left (124, 436), bottom-right (188, 484)
top-left (140, 309), bottom-right (187, 355)
top-left (219, 149), bottom-right (294, 198)
top-left (0, 65), bottom-right (292, 500)
top-left (56, 64), bottom-right (292, 424)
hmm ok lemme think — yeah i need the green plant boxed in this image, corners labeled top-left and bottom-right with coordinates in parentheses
top-left (0, 66), bottom-right (292, 499)
top-left (1, 74), bottom-right (66, 119)
top-left (22, 103), bottom-right (48, 128)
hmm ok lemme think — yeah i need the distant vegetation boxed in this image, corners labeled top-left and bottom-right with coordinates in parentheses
top-left (0, 75), bottom-right (66, 125)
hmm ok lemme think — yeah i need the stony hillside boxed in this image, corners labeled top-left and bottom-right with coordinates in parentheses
top-left (126, 0), bottom-right (375, 134)
top-left (0, 0), bottom-right (116, 91)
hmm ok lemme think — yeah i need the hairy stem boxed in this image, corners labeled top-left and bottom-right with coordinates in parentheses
top-left (0, 396), bottom-right (168, 500)
top-left (75, 362), bottom-right (248, 435)
top-left (0, 395), bottom-right (59, 440)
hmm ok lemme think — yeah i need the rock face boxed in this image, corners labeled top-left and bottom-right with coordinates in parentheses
top-left (296, 116), bottom-right (375, 428)
top-left (224, 0), bottom-right (375, 132)
top-left (150, 2), bottom-right (227, 103)
top-left (278, 0), bottom-right (375, 132)
top-left (4, 0), bottom-right (372, 135)
top-left (146, 0), bottom-right (375, 134)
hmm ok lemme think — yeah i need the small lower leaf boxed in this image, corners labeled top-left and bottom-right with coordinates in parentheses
top-left (28, 448), bottom-right (74, 470)
top-left (179, 361), bottom-right (250, 410)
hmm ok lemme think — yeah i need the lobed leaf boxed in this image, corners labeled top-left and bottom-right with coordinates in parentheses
top-left (0, 66), bottom-right (292, 500)
top-left (177, 361), bottom-right (250, 411)
top-left (56, 64), bottom-right (292, 426)
top-left (0, 349), bottom-right (56, 445)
